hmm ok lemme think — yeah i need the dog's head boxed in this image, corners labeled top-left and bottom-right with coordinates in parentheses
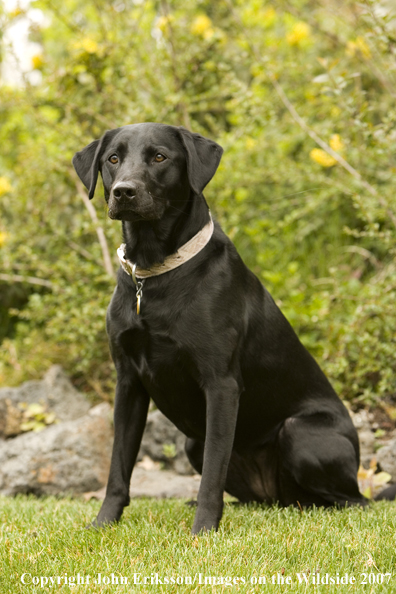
top-left (72, 123), bottom-right (223, 221)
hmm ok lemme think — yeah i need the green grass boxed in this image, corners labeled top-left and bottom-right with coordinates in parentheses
top-left (1, 496), bottom-right (396, 593)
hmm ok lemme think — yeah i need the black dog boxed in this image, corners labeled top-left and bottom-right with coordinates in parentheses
top-left (73, 123), bottom-right (393, 534)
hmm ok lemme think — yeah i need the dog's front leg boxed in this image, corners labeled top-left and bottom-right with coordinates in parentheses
top-left (192, 377), bottom-right (240, 535)
top-left (92, 370), bottom-right (149, 528)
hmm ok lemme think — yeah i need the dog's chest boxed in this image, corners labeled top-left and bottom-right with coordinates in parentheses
top-left (118, 322), bottom-right (181, 371)
top-left (118, 323), bottom-right (207, 437)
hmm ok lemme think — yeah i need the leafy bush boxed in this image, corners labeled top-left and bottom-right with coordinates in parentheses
top-left (0, 0), bottom-right (395, 406)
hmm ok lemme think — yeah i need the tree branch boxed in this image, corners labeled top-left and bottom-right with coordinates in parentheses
top-left (70, 171), bottom-right (115, 278)
top-left (160, 0), bottom-right (192, 129)
top-left (68, 241), bottom-right (94, 261)
top-left (0, 273), bottom-right (54, 289)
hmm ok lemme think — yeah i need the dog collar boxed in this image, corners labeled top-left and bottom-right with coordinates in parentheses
top-left (117, 213), bottom-right (214, 313)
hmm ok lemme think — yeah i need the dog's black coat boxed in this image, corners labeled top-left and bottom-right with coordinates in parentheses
top-left (73, 123), bottom-right (372, 534)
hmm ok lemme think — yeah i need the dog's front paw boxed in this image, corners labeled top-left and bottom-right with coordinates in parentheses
top-left (85, 517), bottom-right (116, 530)
top-left (191, 511), bottom-right (220, 535)
top-left (191, 520), bottom-right (219, 535)
top-left (87, 498), bottom-right (125, 529)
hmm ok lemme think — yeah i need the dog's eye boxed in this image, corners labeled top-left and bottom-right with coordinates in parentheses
top-left (154, 153), bottom-right (166, 163)
top-left (109, 155), bottom-right (118, 164)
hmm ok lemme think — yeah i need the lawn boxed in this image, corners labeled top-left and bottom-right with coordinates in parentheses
top-left (1, 496), bottom-right (396, 593)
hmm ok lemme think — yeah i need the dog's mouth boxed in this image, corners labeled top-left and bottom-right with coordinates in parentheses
top-left (108, 190), bottom-right (167, 222)
top-left (108, 208), bottom-right (157, 222)
top-left (108, 209), bottom-right (143, 221)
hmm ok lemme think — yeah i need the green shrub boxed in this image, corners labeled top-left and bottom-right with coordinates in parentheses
top-left (0, 0), bottom-right (395, 406)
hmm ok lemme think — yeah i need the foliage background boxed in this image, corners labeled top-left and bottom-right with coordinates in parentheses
top-left (0, 0), bottom-right (395, 409)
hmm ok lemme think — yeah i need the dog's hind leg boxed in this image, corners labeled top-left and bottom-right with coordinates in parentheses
top-left (224, 447), bottom-right (278, 504)
top-left (186, 438), bottom-right (278, 504)
top-left (277, 415), bottom-right (367, 508)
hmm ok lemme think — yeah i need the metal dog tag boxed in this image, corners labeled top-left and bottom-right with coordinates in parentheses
top-left (136, 281), bottom-right (143, 315)
top-left (132, 264), bottom-right (144, 315)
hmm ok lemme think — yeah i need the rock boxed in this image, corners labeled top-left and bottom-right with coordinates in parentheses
top-left (0, 398), bottom-right (22, 438)
top-left (377, 438), bottom-right (396, 482)
top-left (0, 366), bottom-right (90, 438)
top-left (138, 410), bottom-right (194, 475)
top-left (0, 367), bottom-right (198, 497)
top-left (84, 467), bottom-right (201, 501)
top-left (349, 409), bottom-right (375, 468)
top-left (129, 467), bottom-right (200, 499)
top-left (0, 403), bottom-right (113, 495)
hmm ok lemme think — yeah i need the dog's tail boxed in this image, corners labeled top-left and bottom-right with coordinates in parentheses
top-left (374, 483), bottom-right (396, 501)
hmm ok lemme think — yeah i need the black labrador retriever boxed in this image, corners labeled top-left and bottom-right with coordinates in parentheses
top-left (73, 123), bottom-right (393, 534)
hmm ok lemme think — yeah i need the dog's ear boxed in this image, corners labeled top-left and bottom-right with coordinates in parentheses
top-left (178, 127), bottom-right (223, 195)
top-left (72, 130), bottom-right (118, 199)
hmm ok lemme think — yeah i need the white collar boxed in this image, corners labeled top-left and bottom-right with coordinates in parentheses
top-left (117, 213), bottom-right (214, 281)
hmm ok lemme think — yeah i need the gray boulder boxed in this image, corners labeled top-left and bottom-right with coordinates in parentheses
top-left (85, 468), bottom-right (201, 501)
top-left (0, 403), bottom-right (113, 495)
top-left (138, 409), bottom-right (194, 475)
top-left (349, 408), bottom-right (375, 468)
top-left (0, 365), bottom-right (90, 438)
top-left (377, 438), bottom-right (396, 482)
top-left (130, 467), bottom-right (200, 498)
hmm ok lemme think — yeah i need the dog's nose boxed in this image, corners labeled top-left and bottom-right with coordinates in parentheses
top-left (112, 183), bottom-right (137, 201)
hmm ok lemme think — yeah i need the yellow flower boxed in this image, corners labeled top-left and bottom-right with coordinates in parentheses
top-left (9, 6), bottom-right (24, 18)
top-left (0, 177), bottom-right (12, 196)
top-left (191, 15), bottom-right (214, 39)
top-left (156, 15), bottom-right (173, 33)
top-left (80, 38), bottom-right (99, 54)
top-left (286, 22), bottom-right (311, 46)
top-left (346, 37), bottom-right (371, 59)
top-left (0, 232), bottom-right (9, 246)
top-left (31, 54), bottom-right (44, 70)
top-left (71, 38), bottom-right (99, 54)
top-left (241, 5), bottom-right (276, 28)
top-left (245, 137), bottom-right (257, 150)
top-left (310, 148), bottom-right (337, 167)
top-left (329, 134), bottom-right (344, 152)
top-left (346, 41), bottom-right (356, 57)
top-left (356, 37), bottom-right (371, 58)
top-left (262, 7), bottom-right (276, 27)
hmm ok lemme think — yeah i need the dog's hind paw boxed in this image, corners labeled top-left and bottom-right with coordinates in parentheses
top-left (374, 483), bottom-right (396, 501)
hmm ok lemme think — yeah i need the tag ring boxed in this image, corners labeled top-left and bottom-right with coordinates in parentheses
top-left (132, 264), bottom-right (144, 314)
